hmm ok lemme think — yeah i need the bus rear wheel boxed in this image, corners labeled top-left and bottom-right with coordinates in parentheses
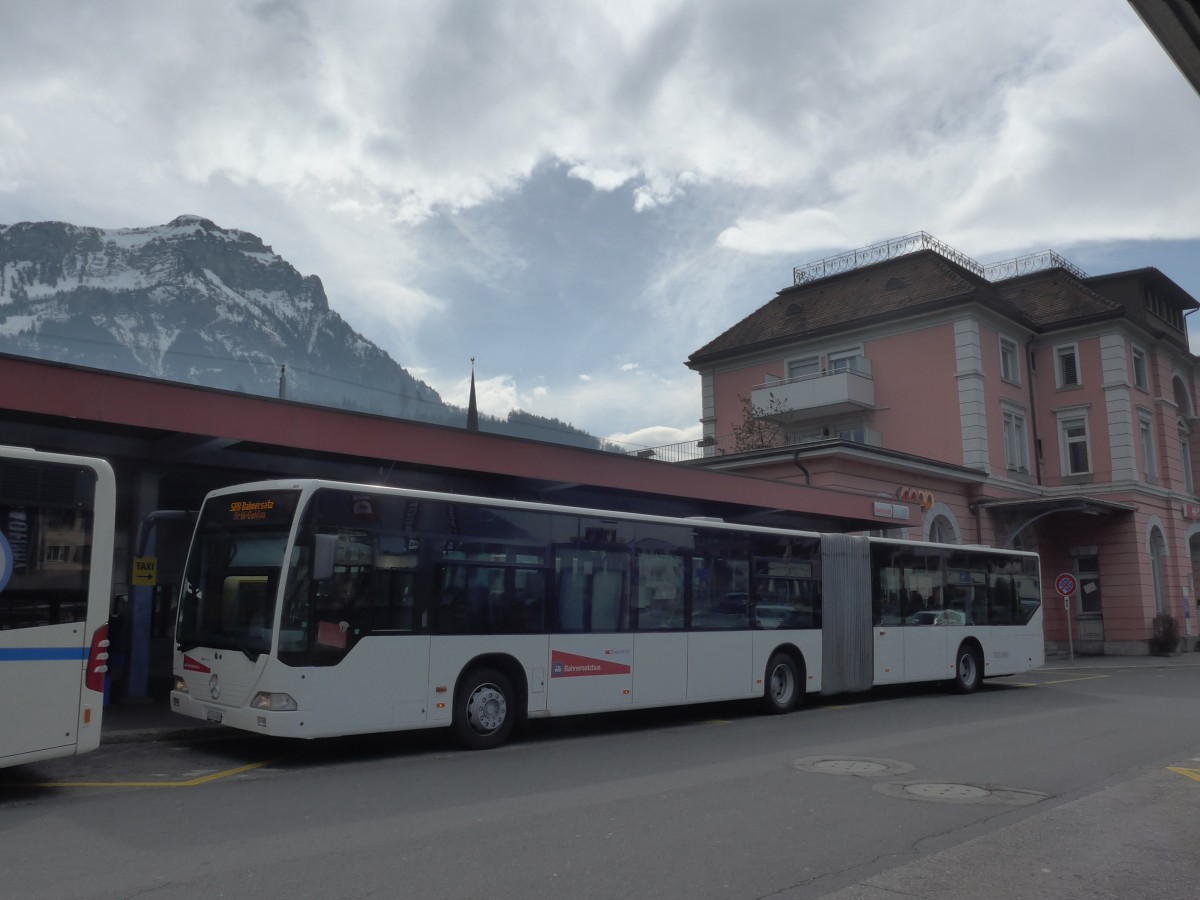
top-left (453, 668), bottom-right (515, 750)
top-left (952, 645), bottom-right (983, 694)
top-left (763, 653), bottom-right (802, 714)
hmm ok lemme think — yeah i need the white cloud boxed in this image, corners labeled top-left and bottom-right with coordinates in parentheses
top-left (3, 0), bottom-right (1198, 443)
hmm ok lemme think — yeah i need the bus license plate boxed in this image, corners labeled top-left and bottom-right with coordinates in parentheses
top-left (206, 708), bottom-right (223, 723)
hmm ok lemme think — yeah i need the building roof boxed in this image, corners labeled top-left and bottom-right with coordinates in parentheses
top-left (690, 251), bottom-right (983, 364)
top-left (688, 244), bottom-right (1133, 367)
top-left (994, 272), bottom-right (1123, 328)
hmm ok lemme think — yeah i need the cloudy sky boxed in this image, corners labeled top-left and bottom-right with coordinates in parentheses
top-left (3, 1), bottom-right (1199, 448)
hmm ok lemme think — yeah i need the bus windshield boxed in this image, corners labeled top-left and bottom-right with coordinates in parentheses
top-left (176, 489), bottom-right (300, 660)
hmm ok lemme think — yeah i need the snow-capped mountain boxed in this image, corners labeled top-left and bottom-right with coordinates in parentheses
top-left (0, 215), bottom-right (604, 447)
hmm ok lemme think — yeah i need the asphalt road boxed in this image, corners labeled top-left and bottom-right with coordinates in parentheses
top-left (3, 665), bottom-right (1200, 899)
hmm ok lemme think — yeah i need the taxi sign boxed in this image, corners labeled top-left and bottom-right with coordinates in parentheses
top-left (132, 556), bottom-right (158, 587)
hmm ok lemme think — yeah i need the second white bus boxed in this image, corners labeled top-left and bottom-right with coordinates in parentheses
top-left (1, 445), bottom-right (114, 768)
top-left (171, 479), bottom-right (1044, 749)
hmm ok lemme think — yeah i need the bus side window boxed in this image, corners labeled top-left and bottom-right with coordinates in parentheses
top-left (590, 568), bottom-right (624, 631)
top-left (510, 569), bottom-right (547, 633)
top-left (556, 565), bottom-right (587, 631)
top-left (554, 549), bottom-right (630, 633)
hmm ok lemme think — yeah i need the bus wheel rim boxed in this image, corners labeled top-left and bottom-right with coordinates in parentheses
top-left (771, 664), bottom-right (794, 704)
top-left (468, 684), bottom-right (506, 734)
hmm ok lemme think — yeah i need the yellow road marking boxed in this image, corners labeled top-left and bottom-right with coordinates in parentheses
top-left (1034, 674), bottom-right (1109, 685)
top-left (1167, 766), bottom-right (1200, 783)
top-left (12, 758), bottom-right (279, 789)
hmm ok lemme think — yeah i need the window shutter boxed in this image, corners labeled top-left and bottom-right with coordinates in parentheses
top-left (1060, 350), bottom-right (1078, 386)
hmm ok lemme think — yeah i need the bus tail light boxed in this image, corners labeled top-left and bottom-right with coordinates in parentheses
top-left (85, 623), bottom-right (110, 693)
top-left (173, 675), bottom-right (189, 694)
top-left (251, 692), bottom-right (298, 711)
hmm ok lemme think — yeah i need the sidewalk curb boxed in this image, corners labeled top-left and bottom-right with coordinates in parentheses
top-left (101, 726), bottom-right (231, 745)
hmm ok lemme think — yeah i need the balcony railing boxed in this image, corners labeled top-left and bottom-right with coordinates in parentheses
top-left (751, 357), bottom-right (874, 423)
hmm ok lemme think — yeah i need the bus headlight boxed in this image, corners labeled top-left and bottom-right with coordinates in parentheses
top-left (251, 692), bottom-right (298, 711)
top-left (173, 676), bottom-right (188, 694)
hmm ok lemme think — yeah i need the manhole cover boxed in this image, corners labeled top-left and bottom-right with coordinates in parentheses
top-left (873, 781), bottom-right (1049, 806)
top-left (792, 756), bottom-right (913, 778)
top-left (905, 782), bottom-right (991, 800)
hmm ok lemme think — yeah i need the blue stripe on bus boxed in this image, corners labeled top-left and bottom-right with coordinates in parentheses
top-left (0, 647), bottom-right (88, 661)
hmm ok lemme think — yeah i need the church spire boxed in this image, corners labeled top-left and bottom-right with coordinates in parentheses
top-left (466, 357), bottom-right (479, 431)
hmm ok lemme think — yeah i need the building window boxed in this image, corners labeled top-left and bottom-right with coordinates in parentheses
top-left (1131, 346), bottom-right (1148, 392)
top-left (1139, 413), bottom-right (1157, 482)
top-left (1056, 344), bottom-right (1080, 388)
top-left (999, 336), bottom-right (1020, 385)
top-left (835, 423), bottom-right (880, 445)
top-left (1059, 415), bottom-right (1091, 476)
top-left (786, 356), bottom-right (819, 382)
top-left (788, 426), bottom-right (826, 444)
top-left (1180, 418), bottom-right (1194, 495)
top-left (827, 347), bottom-right (865, 375)
top-left (1146, 288), bottom-right (1184, 333)
top-left (1002, 406), bottom-right (1029, 473)
top-left (1077, 554), bottom-right (1102, 615)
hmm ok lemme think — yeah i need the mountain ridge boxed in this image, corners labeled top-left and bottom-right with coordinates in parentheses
top-left (0, 215), bottom-right (607, 449)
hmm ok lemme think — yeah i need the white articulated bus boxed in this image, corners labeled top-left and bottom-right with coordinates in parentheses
top-left (171, 479), bottom-right (1044, 749)
top-left (1, 446), bottom-right (114, 768)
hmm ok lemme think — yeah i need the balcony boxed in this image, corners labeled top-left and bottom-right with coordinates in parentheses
top-left (751, 357), bottom-right (875, 424)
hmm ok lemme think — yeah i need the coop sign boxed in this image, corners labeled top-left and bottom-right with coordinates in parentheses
top-left (896, 486), bottom-right (936, 512)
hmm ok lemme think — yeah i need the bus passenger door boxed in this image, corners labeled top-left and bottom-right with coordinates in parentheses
top-left (547, 551), bottom-right (634, 712)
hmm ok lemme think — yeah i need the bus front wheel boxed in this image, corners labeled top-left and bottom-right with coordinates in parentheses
top-left (952, 645), bottom-right (983, 694)
top-left (453, 668), bottom-right (515, 750)
top-left (763, 653), bottom-right (802, 714)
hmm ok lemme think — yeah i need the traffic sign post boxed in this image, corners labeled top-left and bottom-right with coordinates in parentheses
top-left (1055, 572), bottom-right (1077, 662)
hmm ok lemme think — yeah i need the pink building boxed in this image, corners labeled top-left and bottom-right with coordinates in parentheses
top-left (685, 233), bottom-right (1200, 656)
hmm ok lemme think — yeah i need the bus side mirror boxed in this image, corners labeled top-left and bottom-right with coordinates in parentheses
top-left (313, 534), bottom-right (337, 581)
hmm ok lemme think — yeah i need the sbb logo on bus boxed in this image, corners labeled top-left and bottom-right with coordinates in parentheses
top-left (897, 486), bottom-right (936, 512)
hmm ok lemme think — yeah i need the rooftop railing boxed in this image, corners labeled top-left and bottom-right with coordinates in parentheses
top-left (792, 232), bottom-right (1087, 286)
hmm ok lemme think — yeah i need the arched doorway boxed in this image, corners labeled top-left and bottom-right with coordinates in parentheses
top-left (923, 502), bottom-right (961, 545)
top-left (1149, 525), bottom-right (1167, 616)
